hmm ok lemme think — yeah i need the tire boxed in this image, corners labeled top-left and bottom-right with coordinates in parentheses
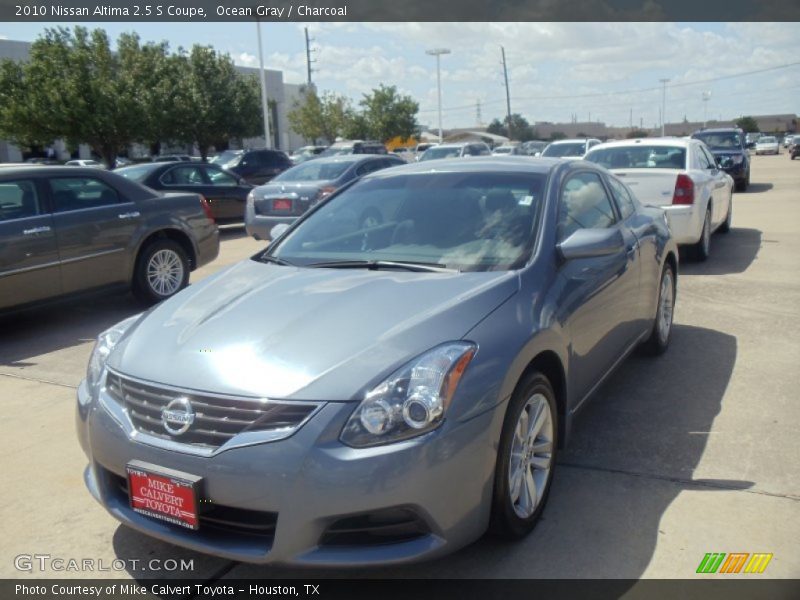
top-left (132, 239), bottom-right (190, 304)
top-left (640, 262), bottom-right (676, 356)
top-left (489, 372), bottom-right (558, 539)
top-left (692, 207), bottom-right (712, 261)
top-left (719, 195), bottom-right (733, 233)
top-left (735, 173), bottom-right (748, 192)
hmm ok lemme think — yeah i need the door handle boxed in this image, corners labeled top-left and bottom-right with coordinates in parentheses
top-left (23, 226), bottom-right (51, 235)
top-left (118, 211), bottom-right (141, 219)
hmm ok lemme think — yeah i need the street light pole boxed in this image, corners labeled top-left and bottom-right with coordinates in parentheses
top-left (256, 18), bottom-right (272, 149)
top-left (426, 48), bottom-right (451, 143)
top-left (659, 78), bottom-right (670, 137)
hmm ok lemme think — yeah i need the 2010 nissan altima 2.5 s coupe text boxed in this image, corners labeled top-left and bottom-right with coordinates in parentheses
top-left (76, 157), bottom-right (678, 566)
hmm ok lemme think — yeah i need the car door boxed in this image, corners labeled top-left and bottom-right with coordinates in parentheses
top-left (49, 175), bottom-right (143, 294)
top-left (698, 144), bottom-right (730, 228)
top-left (200, 165), bottom-right (249, 222)
top-left (0, 176), bottom-right (61, 309)
top-left (555, 170), bottom-right (642, 405)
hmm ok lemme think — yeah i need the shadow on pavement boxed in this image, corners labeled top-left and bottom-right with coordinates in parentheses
top-left (680, 227), bottom-right (761, 276)
top-left (218, 224), bottom-right (248, 241)
top-left (0, 292), bottom-right (143, 368)
top-left (742, 182), bottom-right (772, 194)
top-left (112, 324), bottom-right (738, 580)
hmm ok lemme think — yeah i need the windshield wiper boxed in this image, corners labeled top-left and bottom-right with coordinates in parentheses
top-left (308, 259), bottom-right (458, 273)
top-left (257, 254), bottom-right (296, 267)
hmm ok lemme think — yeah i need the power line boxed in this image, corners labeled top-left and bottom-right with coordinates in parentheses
top-left (417, 60), bottom-right (800, 114)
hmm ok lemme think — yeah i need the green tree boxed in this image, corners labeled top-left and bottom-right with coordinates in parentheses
top-left (171, 45), bottom-right (262, 160)
top-left (0, 59), bottom-right (54, 150)
top-left (357, 84), bottom-right (418, 142)
top-left (486, 118), bottom-right (506, 137)
top-left (288, 89), bottom-right (352, 144)
top-left (734, 116), bottom-right (759, 133)
top-left (549, 131), bottom-right (567, 141)
top-left (486, 114), bottom-right (534, 141)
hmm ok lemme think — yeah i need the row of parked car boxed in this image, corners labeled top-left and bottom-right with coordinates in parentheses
top-left (0, 124), bottom-right (778, 314)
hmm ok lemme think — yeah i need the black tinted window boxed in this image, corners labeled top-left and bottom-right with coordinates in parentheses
top-left (0, 180), bottom-right (41, 221)
top-left (50, 177), bottom-right (121, 212)
top-left (558, 172), bottom-right (617, 241)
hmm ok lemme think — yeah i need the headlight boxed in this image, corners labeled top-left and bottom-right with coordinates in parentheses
top-left (340, 342), bottom-right (477, 448)
top-left (85, 315), bottom-right (141, 395)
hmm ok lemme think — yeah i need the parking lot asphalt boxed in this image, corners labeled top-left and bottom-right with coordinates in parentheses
top-left (1, 155), bottom-right (798, 581)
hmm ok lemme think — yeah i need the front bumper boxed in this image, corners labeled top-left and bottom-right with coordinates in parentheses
top-left (76, 378), bottom-right (499, 566)
top-left (721, 162), bottom-right (747, 182)
top-left (662, 205), bottom-right (704, 245)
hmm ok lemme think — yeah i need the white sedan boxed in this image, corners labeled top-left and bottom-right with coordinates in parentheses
top-left (584, 138), bottom-right (733, 261)
top-left (64, 159), bottom-right (106, 169)
top-left (754, 136), bottom-right (780, 155)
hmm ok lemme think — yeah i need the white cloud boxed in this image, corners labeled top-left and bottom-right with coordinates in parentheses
top-left (236, 52), bottom-right (257, 67)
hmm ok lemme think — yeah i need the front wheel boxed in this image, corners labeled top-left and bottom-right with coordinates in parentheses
top-left (490, 372), bottom-right (557, 539)
top-left (640, 263), bottom-right (676, 356)
top-left (719, 196), bottom-right (733, 233)
top-left (132, 239), bottom-right (190, 304)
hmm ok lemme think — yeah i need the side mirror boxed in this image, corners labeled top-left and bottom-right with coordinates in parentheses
top-left (270, 223), bottom-right (290, 240)
top-left (557, 228), bottom-right (625, 262)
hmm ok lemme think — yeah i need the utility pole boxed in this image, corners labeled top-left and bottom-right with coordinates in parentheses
top-left (476, 100), bottom-right (482, 127)
top-left (629, 108), bottom-right (633, 129)
top-left (500, 46), bottom-right (512, 140)
top-left (304, 27), bottom-right (317, 87)
top-left (659, 78), bottom-right (670, 137)
top-left (426, 48), bottom-right (451, 143)
top-left (256, 18), bottom-right (272, 149)
top-left (702, 90), bottom-right (712, 128)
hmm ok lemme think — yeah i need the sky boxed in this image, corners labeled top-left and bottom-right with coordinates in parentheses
top-left (1, 22), bottom-right (799, 130)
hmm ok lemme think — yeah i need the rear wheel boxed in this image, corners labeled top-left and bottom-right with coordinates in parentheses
top-left (692, 207), bottom-right (712, 261)
top-left (490, 372), bottom-right (557, 539)
top-left (133, 239), bottom-right (189, 304)
top-left (641, 263), bottom-right (676, 356)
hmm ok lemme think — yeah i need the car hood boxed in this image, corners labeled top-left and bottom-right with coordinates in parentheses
top-left (108, 260), bottom-right (518, 401)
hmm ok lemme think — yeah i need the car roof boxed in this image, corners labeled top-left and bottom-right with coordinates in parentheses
top-left (693, 128), bottom-right (743, 134)
top-left (365, 156), bottom-right (564, 178)
top-left (0, 165), bottom-right (122, 177)
top-left (549, 138), bottom-right (599, 143)
top-left (589, 137), bottom-right (694, 150)
top-left (296, 154), bottom-right (392, 165)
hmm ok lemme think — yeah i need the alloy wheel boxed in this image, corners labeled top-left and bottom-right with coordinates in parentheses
top-left (508, 393), bottom-right (554, 519)
top-left (657, 269), bottom-right (675, 344)
top-left (146, 249), bottom-right (185, 297)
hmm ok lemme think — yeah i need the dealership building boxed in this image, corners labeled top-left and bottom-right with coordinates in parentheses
top-left (0, 38), bottom-right (308, 162)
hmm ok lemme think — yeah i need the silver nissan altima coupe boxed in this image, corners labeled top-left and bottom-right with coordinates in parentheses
top-left (77, 157), bottom-right (678, 566)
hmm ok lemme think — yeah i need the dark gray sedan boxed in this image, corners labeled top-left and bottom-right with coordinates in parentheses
top-left (0, 166), bottom-right (219, 310)
top-left (245, 154), bottom-right (405, 240)
top-left (78, 157), bottom-right (677, 566)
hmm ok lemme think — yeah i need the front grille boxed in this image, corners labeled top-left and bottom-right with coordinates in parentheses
top-left (105, 371), bottom-right (320, 450)
top-left (108, 470), bottom-right (277, 539)
top-left (320, 508), bottom-right (430, 547)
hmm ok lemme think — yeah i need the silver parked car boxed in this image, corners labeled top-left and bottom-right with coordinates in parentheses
top-left (77, 157), bottom-right (677, 566)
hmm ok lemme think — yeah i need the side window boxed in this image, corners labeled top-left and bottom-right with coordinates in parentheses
top-left (0, 180), bottom-right (41, 221)
top-left (205, 167), bottom-right (237, 186)
top-left (607, 177), bottom-right (636, 220)
top-left (160, 166), bottom-right (205, 186)
top-left (50, 177), bottom-right (121, 212)
top-left (696, 146), bottom-right (714, 169)
top-left (558, 172), bottom-right (617, 241)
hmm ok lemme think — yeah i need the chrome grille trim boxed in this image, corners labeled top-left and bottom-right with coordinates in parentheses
top-left (100, 368), bottom-right (324, 457)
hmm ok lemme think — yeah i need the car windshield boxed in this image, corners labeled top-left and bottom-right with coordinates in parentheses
top-left (542, 142), bottom-right (586, 157)
top-left (759, 136), bottom-right (776, 143)
top-left (693, 132), bottom-right (741, 149)
top-left (318, 146), bottom-right (354, 157)
top-left (585, 145), bottom-right (687, 170)
top-left (419, 147), bottom-right (462, 161)
top-left (273, 160), bottom-right (352, 182)
top-left (115, 163), bottom-right (161, 182)
top-left (210, 150), bottom-right (242, 167)
top-left (493, 147), bottom-right (513, 154)
top-left (267, 171), bottom-right (546, 272)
